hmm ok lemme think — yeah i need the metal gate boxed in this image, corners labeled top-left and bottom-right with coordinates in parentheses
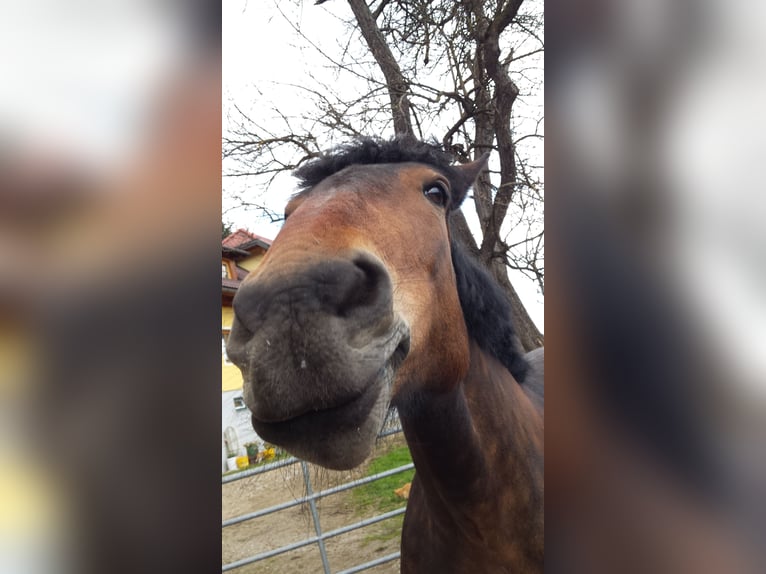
top-left (222, 413), bottom-right (412, 573)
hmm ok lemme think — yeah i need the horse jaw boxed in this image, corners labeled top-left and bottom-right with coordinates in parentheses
top-left (249, 359), bottom-right (397, 470)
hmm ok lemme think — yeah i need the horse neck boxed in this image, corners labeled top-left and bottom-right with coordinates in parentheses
top-left (398, 341), bottom-right (544, 520)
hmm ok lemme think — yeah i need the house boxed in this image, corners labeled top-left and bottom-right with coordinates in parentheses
top-left (222, 229), bottom-right (272, 470)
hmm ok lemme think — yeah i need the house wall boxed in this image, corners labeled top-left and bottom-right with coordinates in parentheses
top-left (222, 389), bottom-right (263, 471)
top-left (222, 305), bottom-right (242, 392)
top-left (221, 245), bottom-right (269, 470)
top-left (239, 252), bottom-right (265, 272)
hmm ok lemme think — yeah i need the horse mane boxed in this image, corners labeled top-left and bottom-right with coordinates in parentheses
top-left (451, 240), bottom-right (529, 382)
top-left (294, 136), bottom-right (529, 383)
top-left (294, 135), bottom-right (467, 194)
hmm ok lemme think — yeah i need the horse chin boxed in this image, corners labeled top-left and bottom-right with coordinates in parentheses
top-left (251, 365), bottom-right (395, 470)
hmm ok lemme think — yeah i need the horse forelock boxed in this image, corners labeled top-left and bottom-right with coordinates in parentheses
top-left (293, 135), bottom-right (467, 199)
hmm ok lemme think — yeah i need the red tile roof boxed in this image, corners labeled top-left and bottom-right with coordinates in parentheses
top-left (222, 229), bottom-right (272, 249)
top-left (222, 278), bottom-right (242, 291)
top-left (222, 230), bottom-right (270, 298)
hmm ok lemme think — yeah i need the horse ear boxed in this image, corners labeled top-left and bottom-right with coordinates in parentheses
top-left (451, 152), bottom-right (490, 208)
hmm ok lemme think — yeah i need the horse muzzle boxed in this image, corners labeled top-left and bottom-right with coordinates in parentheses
top-left (226, 252), bottom-right (410, 468)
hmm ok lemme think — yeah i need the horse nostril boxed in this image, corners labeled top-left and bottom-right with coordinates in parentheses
top-left (231, 254), bottom-right (393, 336)
top-left (336, 254), bottom-right (391, 317)
top-left (225, 319), bottom-right (252, 367)
top-left (392, 335), bottom-right (410, 367)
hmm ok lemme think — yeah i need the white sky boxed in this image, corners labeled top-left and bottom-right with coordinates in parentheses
top-left (222, 0), bottom-right (545, 331)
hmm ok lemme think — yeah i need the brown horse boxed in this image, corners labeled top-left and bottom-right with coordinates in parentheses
top-left (227, 137), bottom-right (544, 573)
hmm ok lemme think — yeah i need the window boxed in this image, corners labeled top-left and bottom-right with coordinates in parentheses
top-left (222, 262), bottom-right (229, 278)
top-left (222, 330), bottom-right (233, 365)
top-left (233, 396), bottom-right (247, 410)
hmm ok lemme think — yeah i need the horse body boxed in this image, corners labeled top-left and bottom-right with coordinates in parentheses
top-left (398, 343), bottom-right (544, 573)
top-left (227, 137), bottom-right (543, 573)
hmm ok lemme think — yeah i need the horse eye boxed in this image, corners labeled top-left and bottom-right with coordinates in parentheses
top-left (423, 183), bottom-right (448, 207)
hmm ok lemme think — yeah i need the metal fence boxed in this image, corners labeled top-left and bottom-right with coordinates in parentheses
top-left (222, 411), bottom-right (412, 573)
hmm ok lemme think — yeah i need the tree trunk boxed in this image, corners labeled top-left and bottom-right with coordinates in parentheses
top-left (347, 0), bottom-right (414, 136)
top-left (466, 0), bottom-right (543, 350)
top-left (491, 258), bottom-right (544, 350)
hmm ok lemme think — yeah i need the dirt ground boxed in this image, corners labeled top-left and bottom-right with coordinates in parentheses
top-left (222, 436), bottom-right (408, 573)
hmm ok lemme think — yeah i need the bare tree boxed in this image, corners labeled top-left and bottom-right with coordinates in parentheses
top-left (224, 0), bottom-right (544, 349)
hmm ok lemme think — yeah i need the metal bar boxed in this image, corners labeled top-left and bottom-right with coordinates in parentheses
top-left (335, 552), bottom-right (402, 574)
top-left (222, 494), bottom-right (305, 528)
top-left (320, 507), bottom-right (406, 540)
top-left (221, 508), bottom-right (406, 571)
top-left (302, 460), bottom-right (333, 574)
top-left (221, 456), bottom-right (300, 483)
top-left (221, 534), bottom-right (320, 571)
top-left (305, 463), bottom-right (414, 501)
top-left (377, 427), bottom-right (403, 439)
top-left (222, 462), bottom-right (414, 527)
top-left (222, 422), bottom-right (409, 572)
top-left (222, 427), bottom-right (403, 484)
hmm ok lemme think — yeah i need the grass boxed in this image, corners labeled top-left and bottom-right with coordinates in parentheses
top-left (350, 443), bottom-right (414, 545)
top-left (352, 445), bottom-right (414, 514)
top-left (359, 515), bottom-right (405, 545)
